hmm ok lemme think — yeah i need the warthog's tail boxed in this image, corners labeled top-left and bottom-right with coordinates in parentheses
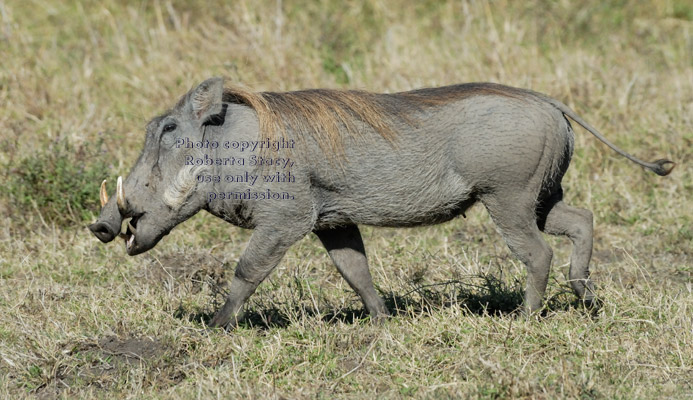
top-left (542, 97), bottom-right (675, 176)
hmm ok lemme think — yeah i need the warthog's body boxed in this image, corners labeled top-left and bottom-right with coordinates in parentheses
top-left (89, 78), bottom-right (673, 328)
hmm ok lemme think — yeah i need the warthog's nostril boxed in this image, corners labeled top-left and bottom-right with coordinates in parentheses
top-left (88, 221), bottom-right (117, 243)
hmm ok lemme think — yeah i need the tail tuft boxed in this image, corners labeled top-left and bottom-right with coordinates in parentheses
top-left (650, 159), bottom-right (676, 176)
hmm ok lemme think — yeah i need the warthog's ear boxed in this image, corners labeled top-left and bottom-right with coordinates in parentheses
top-left (190, 77), bottom-right (224, 123)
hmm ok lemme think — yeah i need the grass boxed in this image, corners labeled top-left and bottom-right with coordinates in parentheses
top-left (0, 0), bottom-right (691, 398)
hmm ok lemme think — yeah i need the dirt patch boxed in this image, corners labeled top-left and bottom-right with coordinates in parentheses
top-left (139, 250), bottom-right (229, 293)
top-left (68, 335), bottom-right (173, 374)
top-left (96, 336), bottom-right (167, 361)
top-left (35, 335), bottom-right (185, 398)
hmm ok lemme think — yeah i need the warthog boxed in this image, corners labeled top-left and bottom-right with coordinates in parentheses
top-left (89, 78), bottom-right (674, 328)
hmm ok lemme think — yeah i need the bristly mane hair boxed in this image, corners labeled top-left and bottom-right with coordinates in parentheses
top-left (221, 83), bottom-right (523, 157)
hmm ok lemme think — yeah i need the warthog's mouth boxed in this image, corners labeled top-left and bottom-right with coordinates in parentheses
top-left (120, 214), bottom-right (140, 254)
top-left (120, 212), bottom-right (168, 256)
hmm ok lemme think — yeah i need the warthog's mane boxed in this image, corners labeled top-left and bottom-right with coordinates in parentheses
top-left (221, 83), bottom-right (523, 157)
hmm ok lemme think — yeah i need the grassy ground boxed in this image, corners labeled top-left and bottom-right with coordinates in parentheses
top-left (1, 0), bottom-right (691, 398)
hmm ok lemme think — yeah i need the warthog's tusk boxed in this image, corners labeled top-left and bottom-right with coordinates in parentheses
top-left (99, 179), bottom-right (109, 207)
top-left (127, 220), bottom-right (137, 235)
top-left (116, 176), bottom-right (127, 214)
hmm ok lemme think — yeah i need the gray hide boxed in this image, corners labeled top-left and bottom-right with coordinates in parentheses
top-left (89, 77), bottom-right (674, 329)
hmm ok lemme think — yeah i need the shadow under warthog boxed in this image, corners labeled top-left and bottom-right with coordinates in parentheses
top-left (174, 273), bottom-right (593, 331)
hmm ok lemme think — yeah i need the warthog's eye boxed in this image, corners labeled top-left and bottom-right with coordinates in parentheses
top-left (162, 122), bottom-right (177, 133)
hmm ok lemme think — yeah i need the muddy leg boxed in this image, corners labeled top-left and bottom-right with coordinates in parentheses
top-left (315, 225), bottom-right (389, 320)
top-left (482, 196), bottom-right (554, 313)
top-left (538, 196), bottom-right (596, 306)
top-left (209, 227), bottom-right (307, 329)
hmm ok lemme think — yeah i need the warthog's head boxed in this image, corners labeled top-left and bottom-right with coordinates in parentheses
top-left (89, 78), bottom-right (226, 255)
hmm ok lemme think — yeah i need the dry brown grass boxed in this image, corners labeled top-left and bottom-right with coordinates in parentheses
top-left (0, 0), bottom-right (691, 398)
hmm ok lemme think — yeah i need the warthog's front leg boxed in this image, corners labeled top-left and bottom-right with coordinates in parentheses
top-left (315, 225), bottom-right (390, 320)
top-left (209, 226), bottom-right (308, 329)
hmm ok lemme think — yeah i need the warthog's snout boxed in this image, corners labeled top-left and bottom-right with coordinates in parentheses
top-left (89, 179), bottom-right (125, 244)
top-left (88, 220), bottom-right (118, 243)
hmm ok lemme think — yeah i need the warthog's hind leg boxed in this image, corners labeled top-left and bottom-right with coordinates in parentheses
top-left (315, 225), bottom-right (390, 321)
top-left (481, 195), bottom-right (554, 313)
top-left (537, 194), bottom-right (596, 307)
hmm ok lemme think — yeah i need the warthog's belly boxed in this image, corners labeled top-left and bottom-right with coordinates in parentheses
top-left (312, 165), bottom-right (477, 228)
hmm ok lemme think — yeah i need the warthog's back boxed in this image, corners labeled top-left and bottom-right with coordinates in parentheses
top-left (303, 89), bottom-right (573, 229)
